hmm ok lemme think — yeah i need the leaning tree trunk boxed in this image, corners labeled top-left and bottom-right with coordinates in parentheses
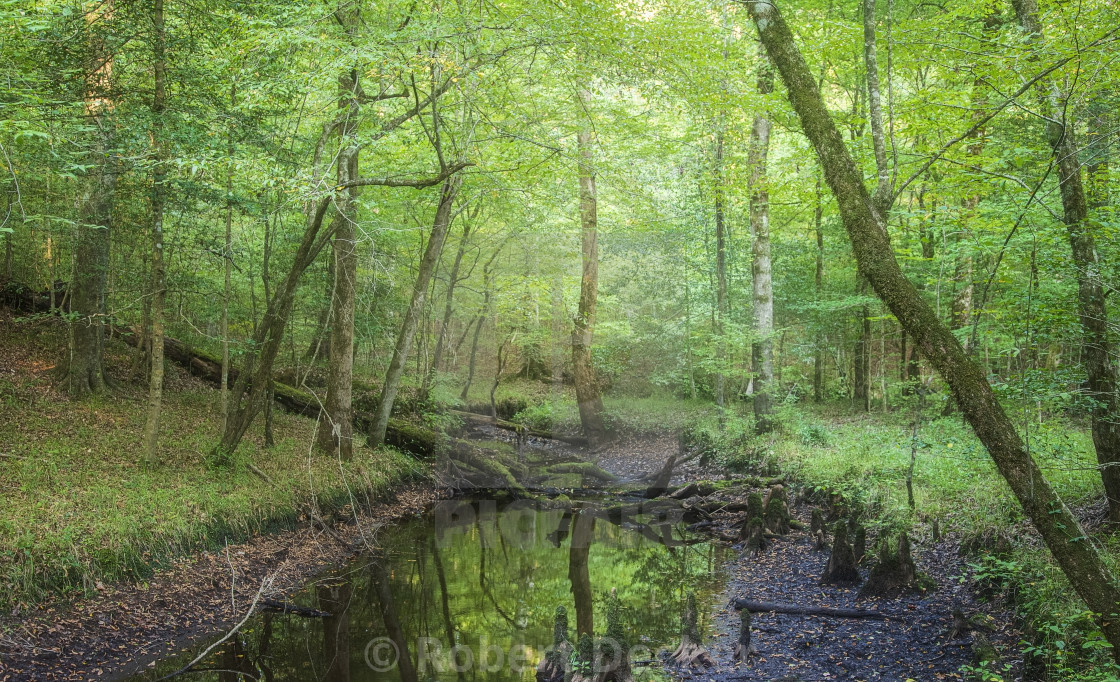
top-left (317, 61), bottom-right (361, 461)
top-left (370, 177), bottom-right (462, 447)
top-left (141, 0), bottom-right (167, 465)
top-left (747, 63), bottom-right (775, 433)
top-left (421, 216), bottom-right (473, 403)
top-left (1011, 0), bottom-right (1120, 524)
top-left (741, 0), bottom-right (1120, 657)
top-left (65, 2), bottom-right (117, 398)
top-left (572, 91), bottom-right (609, 448)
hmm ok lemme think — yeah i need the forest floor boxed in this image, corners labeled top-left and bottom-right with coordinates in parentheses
top-left (0, 311), bottom-right (436, 680)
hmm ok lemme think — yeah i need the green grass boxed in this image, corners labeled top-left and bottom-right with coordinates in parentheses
top-left (0, 318), bottom-right (427, 609)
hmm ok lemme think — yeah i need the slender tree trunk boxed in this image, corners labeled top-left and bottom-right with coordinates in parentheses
top-left (65, 1), bottom-right (117, 398)
top-left (742, 0), bottom-right (1120, 656)
top-left (713, 129), bottom-right (728, 413)
top-left (317, 60), bottom-right (361, 460)
top-left (1010, 0), bottom-right (1120, 524)
top-left (748, 65), bottom-right (775, 433)
top-left (142, 0), bottom-right (167, 466)
top-left (863, 0), bottom-right (891, 213)
top-left (221, 83), bottom-right (235, 433)
top-left (370, 178), bottom-right (462, 446)
top-left (460, 312), bottom-right (485, 401)
top-left (813, 172), bottom-right (825, 402)
top-left (853, 281), bottom-right (871, 411)
top-left (572, 92), bottom-right (608, 447)
top-left (684, 266), bottom-right (697, 400)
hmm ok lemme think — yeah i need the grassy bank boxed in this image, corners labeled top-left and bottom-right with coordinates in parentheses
top-left (0, 316), bottom-right (427, 610)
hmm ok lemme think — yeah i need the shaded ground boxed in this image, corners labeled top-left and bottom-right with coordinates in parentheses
top-left (0, 485), bottom-right (438, 681)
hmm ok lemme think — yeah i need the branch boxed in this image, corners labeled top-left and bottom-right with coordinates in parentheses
top-left (340, 160), bottom-right (473, 190)
top-left (891, 25), bottom-right (1120, 201)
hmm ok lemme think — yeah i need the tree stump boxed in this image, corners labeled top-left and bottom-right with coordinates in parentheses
top-left (970, 633), bottom-right (999, 680)
top-left (732, 607), bottom-right (757, 661)
top-left (859, 532), bottom-right (920, 598)
top-left (536, 606), bottom-right (573, 682)
top-left (853, 524), bottom-right (866, 564)
top-left (810, 508), bottom-right (825, 536)
top-left (600, 589), bottom-right (633, 682)
top-left (763, 485), bottom-right (791, 534)
top-left (738, 492), bottom-right (767, 554)
top-left (570, 633), bottom-right (596, 682)
top-left (813, 529), bottom-right (829, 551)
top-left (668, 593), bottom-right (713, 668)
top-left (820, 521), bottom-right (861, 586)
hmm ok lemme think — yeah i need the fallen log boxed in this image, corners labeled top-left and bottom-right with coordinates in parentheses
top-left (544, 462), bottom-right (617, 483)
top-left (450, 409), bottom-right (588, 446)
top-left (259, 599), bottom-right (331, 618)
top-left (731, 598), bottom-right (888, 620)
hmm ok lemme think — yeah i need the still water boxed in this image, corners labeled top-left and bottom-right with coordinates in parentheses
top-left (126, 498), bottom-right (729, 682)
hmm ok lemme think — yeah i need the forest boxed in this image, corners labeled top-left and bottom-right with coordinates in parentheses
top-left (1, 0), bottom-right (1120, 679)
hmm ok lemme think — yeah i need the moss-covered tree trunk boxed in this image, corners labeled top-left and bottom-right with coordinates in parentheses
top-left (741, 0), bottom-right (1120, 657)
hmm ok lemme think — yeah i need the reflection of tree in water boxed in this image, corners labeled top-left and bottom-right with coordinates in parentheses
top-left (317, 579), bottom-right (351, 682)
top-left (141, 504), bottom-right (726, 681)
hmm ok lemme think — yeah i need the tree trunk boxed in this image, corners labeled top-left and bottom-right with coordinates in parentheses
top-left (748, 64), bottom-right (775, 433)
top-left (853, 288), bottom-right (870, 411)
top-left (421, 215), bottom-right (473, 403)
top-left (1011, 0), bottom-right (1120, 525)
top-left (572, 92), bottom-right (608, 448)
top-left (713, 129), bottom-right (728, 413)
top-left (221, 83), bottom-right (235, 433)
top-left (813, 171), bottom-right (825, 402)
top-left (742, 0), bottom-right (1120, 657)
top-left (65, 2), bottom-right (117, 398)
top-left (370, 177), bottom-right (462, 447)
top-left (317, 60), bottom-right (361, 461)
top-left (142, 0), bottom-right (167, 466)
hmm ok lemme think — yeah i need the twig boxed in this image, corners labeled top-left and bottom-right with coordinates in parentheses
top-left (156, 574), bottom-right (273, 681)
top-left (247, 462), bottom-right (275, 486)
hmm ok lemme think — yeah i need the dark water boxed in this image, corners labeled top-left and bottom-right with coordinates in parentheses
top-left (126, 499), bottom-right (729, 682)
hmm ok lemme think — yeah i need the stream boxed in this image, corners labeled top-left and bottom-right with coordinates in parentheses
top-left (124, 498), bottom-right (730, 681)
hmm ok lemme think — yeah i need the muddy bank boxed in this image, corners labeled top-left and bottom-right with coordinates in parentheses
top-left (0, 485), bottom-right (438, 681)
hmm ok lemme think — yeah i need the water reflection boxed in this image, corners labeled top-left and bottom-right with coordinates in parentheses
top-left (129, 499), bottom-right (726, 682)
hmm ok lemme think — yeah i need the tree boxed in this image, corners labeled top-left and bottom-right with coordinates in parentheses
top-left (572, 89), bottom-right (609, 448)
top-left (64, 0), bottom-right (118, 398)
top-left (1010, 0), bottom-right (1120, 525)
top-left (748, 58), bottom-right (775, 433)
top-left (738, 0), bottom-right (1120, 656)
top-left (370, 177), bottom-right (463, 447)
